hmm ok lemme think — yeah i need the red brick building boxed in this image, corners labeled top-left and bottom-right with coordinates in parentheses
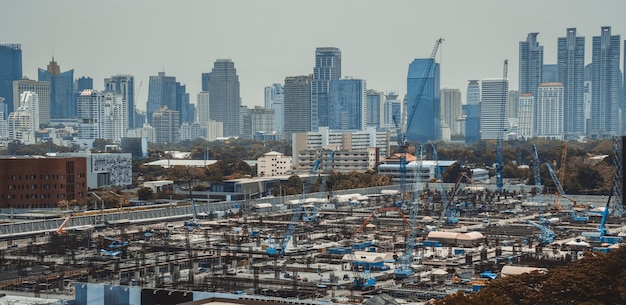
top-left (0, 157), bottom-right (87, 209)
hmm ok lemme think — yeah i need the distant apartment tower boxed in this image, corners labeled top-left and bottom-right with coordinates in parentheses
top-left (206, 120), bottom-right (223, 141)
top-left (241, 106), bottom-right (275, 138)
top-left (105, 74), bottom-right (135, 129)
top-left (284, 75), bottom-right (312, 141)
top-left (557, 28), bottom-right (585, 140)
top-left (584, 64), bottom-right (593, 134)
top-left (536, 83), bottom-right (564, 140)
top-left (365, 89), bottom-right (384, 129)
top-left (38, 57), bottom-right (75, 119)
top-left (13, 77), bottom-right (50, 126)
top-left (8, 107), bottom-right (34, 143)
top-left (77, 90), bottom-right (128, 142)
top-left (0, 44), bottom-right (22, 118)
top-left (18, 91), bottom-right (39, 132)
top-left (480, 78), bottom-right (509, 140)
top-left (591, 26), bottom-right (622, 138)
top-left (508, 90), bottom-right (520, 119)
top-left (383, 91), bottom-right (402, 130)
top-left (518, 94), bottom-right (534, 140)
top-left (407, 58), bottom-right (440, 142)
top-left (311, 47), bottom-right (341, 130)
top-left (440, 88), bottom-right (462, 136)
top-left (152, 106), bottom-right (180, 144)
top-left (465, 80), bottom-right (481, 144)
top-left (208, 59), bottom-right (241, 137)
top-left (519, 33), bottom-right (544, 100)
top-left (146, 72), bottom-right (176, 123)
top-left (180, 122), bottom-right (205, 141)
top-left (330, 78), bottom-right (366, 130)
top-left (196, 91), bottom-right (210, 125)
top-left (264, 83), bottom-right (284, 134)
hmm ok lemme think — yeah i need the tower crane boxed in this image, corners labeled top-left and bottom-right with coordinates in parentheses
top-left (266, 155), bottom-right (323, 256)
top-left (394, 145), bottom-right (423, 279)
top-left (393, 38), bottom-right (444, 204)
top-left (526, 220), bottom-right (555, 245)
top-left (432, 144), bottom-right (457, 228)
top-left (531, 144), bottom-right (543, 206)
top-left (304, 149), bottom-right (335, 222)
top-left (496, 60), bottom-right (508, 193)
top-left (545, 162), bottom-right (588, 222)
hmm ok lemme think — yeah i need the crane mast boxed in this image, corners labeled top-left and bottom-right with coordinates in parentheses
top-left (496, 59), bottom-right (508, 193)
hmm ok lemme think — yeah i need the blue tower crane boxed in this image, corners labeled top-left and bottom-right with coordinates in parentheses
top-left (266, 155), bottom-right (323, 256)
top-left (496, 60), bottom-right (508, 193)
top-left (526, 220), bottom-right (555, 245)
top-left (432, 144), bottom-right (457, 228)
top-left (394, 145), bottom-right (423, 279)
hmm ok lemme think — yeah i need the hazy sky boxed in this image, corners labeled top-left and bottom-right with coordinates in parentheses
top-left (3, 0), bottom-right (626, 110)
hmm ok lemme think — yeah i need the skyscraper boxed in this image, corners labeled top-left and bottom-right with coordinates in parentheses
top-left (519, 33), bottom-right (544, 98)
top-left (330, 78), bottom-right (366, 130)
top-left (38, 57), bottom-right (74, 119)
top-left (0, 44), bottom-right (22, 119)
top-left (406, 58), bottom-right (440, 142)
top-left (536, 83), bottom-right (564, 140)
top-left (152, 106), bottom-right (180, 144)
top-left (543, 64), bottom-right (558, 83)
top-left (13, 77), bottom-right (50, 126)
top-left (591, 26), bottom-right (621, 137)
top-left (383, 91), bottom-right (402, 130)
top-left (77, 90), bottom-right (127, 142)
top-left (208, 59), bottom-right (241, 137)
top-left (440, 88), bottom-right (462, 136)
top-left (265, 83), bottom-right (284, 134)
top-left (479, 78), bottom-right (509, 140)
top-left (465, 80), bottom-right (481, 144)
top-left (284, 75), bottom-right (312, 141)
top-left (105, 74), bottom-right (135, 129)
top-left (518, 93), bottom-right (534, 140)
top-left (176, 82), bottom-right (193, 124)
top-left (557, 28), bottom-right (585, 140)
top-left (196, 91), bottom-right (210, 126)
top-left (365, 89), bottom-right (385, 129)
top-left (75, 76), bottom-right (93, 92)
top-left (146, 72), bottom-right (176, 123)
top-left (311, 47), bottom-right (341, 130)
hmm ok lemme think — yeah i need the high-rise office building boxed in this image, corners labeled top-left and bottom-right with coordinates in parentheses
top-left (480, 78), bottom-right (509, 140)
top-left (77, 90), bottom-right (127, 142)
top-left (365, 89), bottom-right (385, 129)
top-left (265, 83), bottom-right (284, 134)
top-left (146, 72), bottom-right (176, 123)
top-left (518, 93), bottom-right (534, 140)
top-left (591, 26), bottom-right (621, 137)
top-left (406, 58), bottom-right (440, 142)
top-left (38, 57), bottom-right (74, 119)
top-left (152, 106), bottom-right (180, 144)
top-left (176, 82), bottom-right (193, 124)
top-left (311, 47), bottom-right (341, 130)
top-left (383, 91), bottom-right (402, 130)
top-left (508, 90), bottom-right (520, 119)
top-left (584, 64), bottom-right (593, 134)
top-left (284, 75), bottom-right (312, 141)
top-left (557, 28), bottom-right (585, 140)
top-left (75, 76), bottom-right (93, 92)
top-left (465, 80), bottom-right (481, 144)
top-left (201, 73), bottom-right (210, 91)
top-left (543, 64), bottom-right (558, 83)
top-left (105, 75), bottom-right (135, 129)
top-left (242, 106), bottom-right (275, 137)
top-left (0, 44), bottom-right (22, 119)
top-left (441, 88), bottom-right (462, 136)
top-left (208, 59), bottom-right (241, 137)
top-left (536, 83), bottom-right (564, 140)
top-left (329, 78), bottom-right (366, 131)
top-left (13, 77), bottom-right (50, 126)
top-left (196, 91), bottom-right (210, 126)
top-left (519, 33), bottom-right (544, 99)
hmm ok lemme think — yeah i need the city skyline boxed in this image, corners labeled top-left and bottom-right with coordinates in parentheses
top-left (3, 1), bottom-right (625, 111)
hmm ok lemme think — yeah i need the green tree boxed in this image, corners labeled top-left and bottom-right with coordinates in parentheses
top-left (137, 187), bottom-right (154, 200)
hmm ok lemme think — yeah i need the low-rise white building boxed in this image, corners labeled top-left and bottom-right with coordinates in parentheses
top-left (257, 151), bottom-right (292, 177)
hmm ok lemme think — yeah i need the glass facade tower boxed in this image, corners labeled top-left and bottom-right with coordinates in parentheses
top-left (591, 26), bottom-right (622, 137)
top-left (330, 78), bottom-right (366, 130)
top-left (311, 47), bottom-right (341, 131)
top-left (38, 57), bottom-right (74, 119)
top-left (0, 44), bottom-right (22, 119)
top-left (557, 28), bottom-right (585, 139)
top-left (406, 58), bottom-right (440, 143)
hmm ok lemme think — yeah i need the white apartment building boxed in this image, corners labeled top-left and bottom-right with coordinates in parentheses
top-left (257, 151), bottom-right (292, 177)
top-left (518, 93), bottom-right (534, 140)
top-left (292, 126), bottom-right (390, 168)
top-left (536, 83), bottom-right (564, 140)
top-left (77, 90), bottom-right (128, 142)
top-left (207, 120), bottom-right (223, 141)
